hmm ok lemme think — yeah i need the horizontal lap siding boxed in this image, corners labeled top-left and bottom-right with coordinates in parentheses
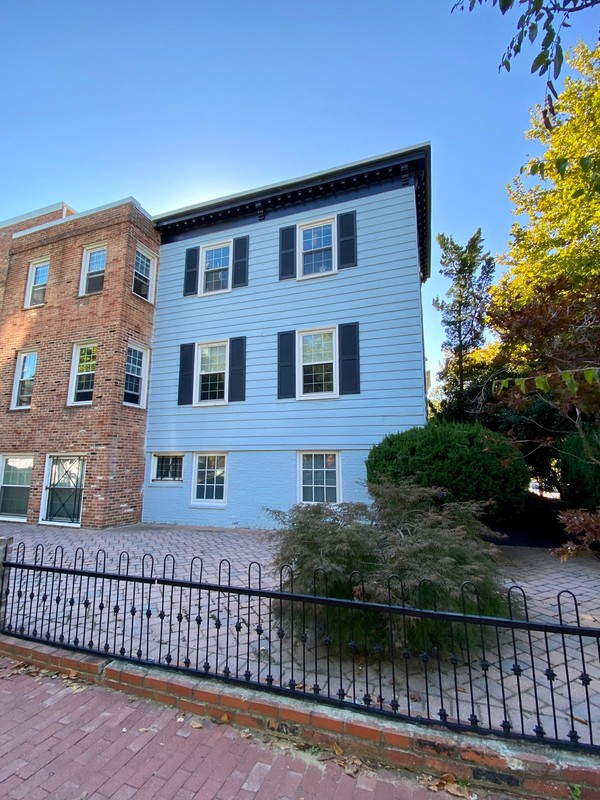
top-left (147, 186), bottom-right (425, 452)
top-left (143, 185), bottom-right (426, 526)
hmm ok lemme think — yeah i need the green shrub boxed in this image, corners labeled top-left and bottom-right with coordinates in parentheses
top-left (366, 421), bottom-right (530, 518)
top-left (561, 430), bottom-right (600, 509)
top-left (268, 482), bottom-right (510, 658)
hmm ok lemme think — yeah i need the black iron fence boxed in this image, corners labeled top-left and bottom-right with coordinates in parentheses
top-left (1, 542), bottom-right (599, 752)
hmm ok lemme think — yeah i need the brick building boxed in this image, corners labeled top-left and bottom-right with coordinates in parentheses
top-left (0, 199), bottom-right (160, 527)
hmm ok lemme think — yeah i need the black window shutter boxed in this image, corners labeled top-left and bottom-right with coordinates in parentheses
top-left (277, 331), bottom-right (296, 398)
top-left (232, 236), bottom-right (249, 288)
top-left (183, 247), bottom-right (199, 295)
top-left (337, 212), bottom-right (357, 269)
top-left (279, 226), bottom-right (296, 280)
top-left (339, 323), bottom-right (360, 394)
top-left (178, 343), bottom-right (195, 405)
top-left (228, 337), bottom-right (246, 401)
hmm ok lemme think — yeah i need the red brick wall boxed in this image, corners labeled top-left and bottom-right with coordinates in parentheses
top-left (0, 202), bottom-right (160, 527)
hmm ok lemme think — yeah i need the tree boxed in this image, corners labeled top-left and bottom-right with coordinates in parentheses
top-left (433, 230), bottom-right (495, 420)
top-left (489, 44), bottom-right (600, 421)
top-left (452, 1), bottom-right (600, 81)
top-left (492, 45), bottom-right (600, 311)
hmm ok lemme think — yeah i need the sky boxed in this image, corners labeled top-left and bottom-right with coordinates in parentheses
top-left (0, 0), bottom-right (593, 381)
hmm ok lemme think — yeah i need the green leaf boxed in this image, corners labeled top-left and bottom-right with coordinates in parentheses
top-left (555, 157), bottom-right (569, 178)
top-left (553, 45), bottom-right (563, 80)
top-left (530, 161), bottom-right (539, 176)
top-left (579, 156), bottom-right (592, 172)
top-left (514, 377), bottom-right (528, 394)
top-left (561, 372), bottom-right (578, 393)
top-left (583, 368), bottom-right (598, 385)
top-left (500, 378), bottom-right (510, 389)
top-left (534, 375), bottom-right (551, 392)
top-left (531, 51), bottom-right (549, 74)
top-left (572, 188), bottom-right (585, 199)
top-left (499, 0), bottom-right (513, 13)
top-left (538, 162), bottom-right (545, 180)
top-left (528, 22), bottom-right (538, 43)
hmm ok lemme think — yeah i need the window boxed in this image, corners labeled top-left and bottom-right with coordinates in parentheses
top-left (279, 212), bottom-right (356, 281)
top-left (25, 259), bottom-right (49, 307)
top-left (80, 244), bottom-right (107, 295)
top-left (0, 456), bottom-right (33, 520)
top-left (123, 344), bottom-right (149, 407)
top-left (194, 454), bottom-right (227, 503)
top-left (300, 452), bottom-right (339, 503)
top-left (201, 242), bottom-right (231, 294)
top-left (11, 351), bottom-right (37, 409)
top-left (300, 220), bottom-right (334, 277)
top-left (69, 343), bottom-right (97, 404)
top-left (299, 328), bottom-right (337, 397)
top-left (178, 337), bottom-right (246, 406)
top-left (133, 245), bottom-right (157, 302)
top-left (198, 342), bottom-right (227, 402)
top-left (153, 455), bottom-right (183, 482)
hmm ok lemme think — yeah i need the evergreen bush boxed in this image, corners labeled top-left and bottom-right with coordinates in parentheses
top-left (365, 421), bottom-right (530, 518)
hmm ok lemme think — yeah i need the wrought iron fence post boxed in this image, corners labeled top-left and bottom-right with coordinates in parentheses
top-left (0, 536), bottom-right (14, 629)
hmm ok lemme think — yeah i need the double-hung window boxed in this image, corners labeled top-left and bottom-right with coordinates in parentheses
top-left (69, 343), bottom-right (97, 404)
top-left (80, 244), bottom-right (107, 295)
top-left (300, 452), bottom-right (339, 503)
top-left (300, 220), bottom-right (334, 277)
top-left (25, 258), bottom-right (49, 307)
top-left (123, 344), bottom-right (149, 407)
top-left (202, 242), bottom-right (231, 294)
top-left (133, 245), bottom-right (157, 302)
top-left (11, 351), bottom-right (37, 409)
top-left (299, 328), bottom-right (337, 397)
top-left (0, 455), bottom-right (33, 519)
top-left (194, 454), bottom-right (227, 503)
top-left (198, 342), bottom-right (227, 403)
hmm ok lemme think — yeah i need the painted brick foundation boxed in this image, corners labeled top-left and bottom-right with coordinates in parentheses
top-left (0, 635), bottom-right (597, 799)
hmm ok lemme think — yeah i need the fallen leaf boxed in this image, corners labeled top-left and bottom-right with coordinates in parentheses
top-left (445, 784), bottom-right (471, 799)
top-left (177, 716), bottom-right (185, 723)
top-left (216, 713), bottom-right (229, 725)
top-left (240, 729), bottom-right (252, 739)
top-left (138, 727), bottom-right (150, 733)
top-left (189, 721), bottom-right (203, 729)
top-left (332, 742), bottom-right (344, 756)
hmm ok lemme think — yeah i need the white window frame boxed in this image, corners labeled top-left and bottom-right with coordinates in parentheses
top-left (24, 257), bottom-right (50, 308)
top-left (79, 243), bottom-right (107, 296)
top-left (11, 350), bottom-right (38, 410)
top-left (152, 454), bottom-right (184, 483)
top-left (0, 454), bottom-right (34, 522)
top-left (191, 453), bottom-right (228, 506)
top-left (199, 240), bottom-right (233, 296)
top-left (195, 340), bottom-right (229, 405)
top-left (39, 454), bottom-right (86, 527)
top-left (68, 342), bottom-right (97, 406)
top-left (297, 217), bottom-right (337, 280)
top-left (132, 243), bottom-right (158, 303)
top-left (123, 342), bottom-right (150, 408)
top-left (296, 326), bottom-right (338, 399)
top-left (298, 451), bottom-right (341, 504)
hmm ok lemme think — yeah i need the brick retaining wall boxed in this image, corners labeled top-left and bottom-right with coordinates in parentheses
top-left (1, 634), bottom-right (598, 799)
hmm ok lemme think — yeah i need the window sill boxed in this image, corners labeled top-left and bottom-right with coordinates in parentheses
top-left (8, 406), bottom-right (30, 412)
top-left (0, 515), bottom-right (28, 523)
top-left (193, 401), bottom-right (228, 407)
top-left (39, 519), bottom-right (82, 528)
top-left (297, 393), bottom-right (339, 401)
top-left (123, 402), bottom-right (146, 409)
top-left (297, 270), bottom-right (337, 281)
top-left (150, 481), bottom-right (183, 487)
top-left (23, 304), bottom-right (44, 310)
top-left (67, 401), bottom-right (93, 408)
top-left (190, 502), bottom-right (227, 509)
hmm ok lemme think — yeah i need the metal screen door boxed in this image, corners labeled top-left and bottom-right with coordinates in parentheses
top-left (44, 456), bottom-right (85, 524)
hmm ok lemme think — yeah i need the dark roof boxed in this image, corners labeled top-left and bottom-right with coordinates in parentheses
top-left (154, 144), bottom-right (431, 280)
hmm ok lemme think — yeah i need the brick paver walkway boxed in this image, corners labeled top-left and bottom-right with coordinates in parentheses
top-left (0, 656), bottom-right (507, 800)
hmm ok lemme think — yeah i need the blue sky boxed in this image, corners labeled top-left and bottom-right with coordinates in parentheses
top-left (0, 0), bottom-right (592, 380)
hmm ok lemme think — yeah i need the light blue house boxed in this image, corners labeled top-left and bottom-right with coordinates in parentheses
top-left (143, 145), bottom-right (431, 528)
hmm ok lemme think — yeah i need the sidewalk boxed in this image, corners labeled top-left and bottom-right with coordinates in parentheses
top-left (0, 656), bottom-right (499, 800)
